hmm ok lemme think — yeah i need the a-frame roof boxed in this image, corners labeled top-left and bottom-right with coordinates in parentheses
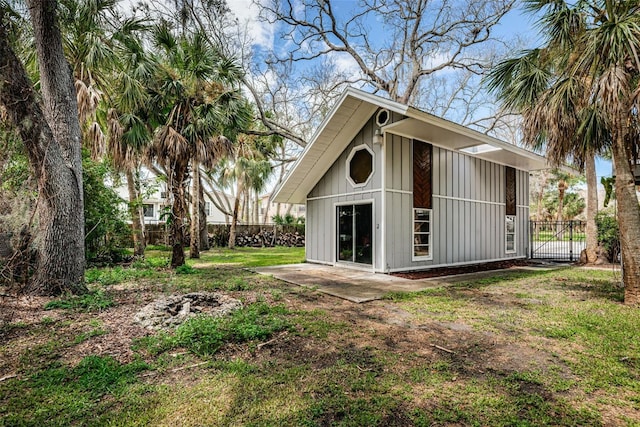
top-left (273, 87), bottom-right (548, 204)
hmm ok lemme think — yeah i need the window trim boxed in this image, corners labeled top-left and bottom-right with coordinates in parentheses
top-left (346, 144), bottom-right (375, 188)
top-left (505, 215), bottom-right (516, 254)
top-left (412, 208), bottom-right (433, 261)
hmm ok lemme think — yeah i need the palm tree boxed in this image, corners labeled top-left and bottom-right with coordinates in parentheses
top-left (216, 132), bottom-right (273, 249)
top-left (146, 27), bottom-right (249, 267)
top-left (486, 0), bottom-right (640, 304)
top-left (106, 30), bottom-right (155, 257)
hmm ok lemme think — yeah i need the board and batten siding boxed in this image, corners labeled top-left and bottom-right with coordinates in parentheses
top-left (306, 115), bottom-right (383, 269)
top-left (384, 134), bottom-right (529, 272)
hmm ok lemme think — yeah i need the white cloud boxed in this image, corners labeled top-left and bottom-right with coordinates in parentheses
top-left (227, 0), bottom-right (274, 50)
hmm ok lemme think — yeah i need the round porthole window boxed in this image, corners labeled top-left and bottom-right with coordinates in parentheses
top-left (347, 145), bottom-right (374, 187)
top-left (376, 109), bottom-right (390, 127)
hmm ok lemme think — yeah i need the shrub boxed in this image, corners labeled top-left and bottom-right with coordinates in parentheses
top-left (595, 210), bottom-right (620, 262)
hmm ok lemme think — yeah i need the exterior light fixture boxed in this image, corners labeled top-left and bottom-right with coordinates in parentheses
top-left (373, 128), bottom-right (383, 145)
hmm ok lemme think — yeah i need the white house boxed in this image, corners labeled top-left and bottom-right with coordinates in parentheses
top-left (113, 168), bottom-right (235, 225)
top-left (272, 87), bottom-right (549, 273)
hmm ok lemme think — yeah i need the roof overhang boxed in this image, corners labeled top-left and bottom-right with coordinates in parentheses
top-left (273, 87), bottom-right (550, 204)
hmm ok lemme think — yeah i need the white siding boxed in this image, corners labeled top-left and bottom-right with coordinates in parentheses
top-left (385, 140), bottom-right (529, 272)
top-left (306, 115), bottom-right (384, 270)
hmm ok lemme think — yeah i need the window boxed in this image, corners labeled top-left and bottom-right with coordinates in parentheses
top-left (506, 215), bottom-right (516, 253)
top-left (413, 208), bottom-right (432, 260)
top-left (204, 201), bottom-right (212, 216)
top-left (143, 204), bottom-right (154, 218)
top-left (346, 145), bottom-right (374, 187)
top-left (376, 108), bottom-right (390, 127)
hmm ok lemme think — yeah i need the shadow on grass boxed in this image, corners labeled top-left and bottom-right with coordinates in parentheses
top-left (383, 269), bottom-right (558, 302)
top-left (552, 277), bottom-right (625, 303)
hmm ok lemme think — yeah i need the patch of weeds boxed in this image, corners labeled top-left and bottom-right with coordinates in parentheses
top-left (138, 302), bottom-right (293, 357)
top-left (19, 340), bottom-right (63, 370)
top-left (226, 277), bottom-right (251, 291)
top-left (407, 360), bottom-right (455, 385)
top-left (295, 309), bottom-right (342, 339)
top-left (145, 244), bottom-right (170, 251)
top-left (269, 289), bottom-right (284, 301)
top-left (40, 316), bottom-right (54, 325)
top-left (382, 287), bottom-right (445, 302)
top-left (132, 256), bottom-right (169, 269)
top-left (176, 264), bottom-right (196, 275)
top-left (44, 290), bottom-right (114, 312)
top-left (1, 356), bottom-right (150, 426)
top-left (85, 265), bottom-right (158, 286)
top-left (1, 321), bottom-right (28, 336)
top-left (73, 322), bottom-right (107, 345)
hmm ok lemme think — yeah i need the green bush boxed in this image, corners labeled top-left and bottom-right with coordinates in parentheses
top-left (595, 210), bottom-right (620, 262)
top-left (83, 155), bottom-right (130, 263)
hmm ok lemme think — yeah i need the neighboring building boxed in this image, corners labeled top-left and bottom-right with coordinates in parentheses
top-left (258, 193), bottom-right (305, 223)
top-left (114, 168), bottom-right (234, 225)
top-left (272, 87), bottom-right (549, 273)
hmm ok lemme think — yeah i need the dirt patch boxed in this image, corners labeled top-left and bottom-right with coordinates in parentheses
top-left (392, 259), bottom-right (534, 279)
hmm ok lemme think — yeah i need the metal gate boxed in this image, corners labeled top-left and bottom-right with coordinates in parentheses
top-left (529, 221), bottom-right (586, 261)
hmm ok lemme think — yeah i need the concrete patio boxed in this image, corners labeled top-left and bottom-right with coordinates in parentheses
top-left (253, 263), bottom-right (557, 303)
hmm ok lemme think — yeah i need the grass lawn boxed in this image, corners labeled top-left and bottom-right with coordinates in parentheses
top-left (1, 247), bottom-right (638, 426)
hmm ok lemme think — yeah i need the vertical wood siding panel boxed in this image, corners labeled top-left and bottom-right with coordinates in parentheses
top-left (402, 194), bottom-right (412, 267)
top-left (387, 135), bottom-right (394, 190)
top-left (439, 148), bottom-right (446, 197)
top-left (479, 161), bottom-right (486, 201)
top-left (393, 193), bottom-right (403, 268)
top-left (446, 151), bottom-right (453, 196)
top-left (437, 197), bottom-right (446, 264)
top-left (321, 200), bottom-right (327, 262)
top-left (483, 203), bottom-right (489, 258)
top-left (402, 138), bottom-right (411, 191)
top-left (452, 152), bottom-right (459, 198)
top-left (452, 200), bottom-right (459, 261)
top-left (465, 201), bottom-right (471, 261)
top-left (432, 147), bottom-right (440, 196)
top-left (393, 136), bottom-right (402, 190)
top-left (446, 198), bottom-right (453, 263)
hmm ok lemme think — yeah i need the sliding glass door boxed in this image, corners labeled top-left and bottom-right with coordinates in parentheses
top-left (337, 203), bottom-right (372, 265)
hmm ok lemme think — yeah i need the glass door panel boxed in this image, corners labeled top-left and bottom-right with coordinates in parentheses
top-left (354, 204), bottom-right (372, 264)
top-left (337, 206), bottom-right (354, 261)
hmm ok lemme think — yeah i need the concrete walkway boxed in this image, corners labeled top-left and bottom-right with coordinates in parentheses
top-left (253, 263), bottom-right (558, 303)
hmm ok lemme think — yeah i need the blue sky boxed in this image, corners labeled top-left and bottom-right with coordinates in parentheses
top-left (226, 0), bottom-right (613, 180)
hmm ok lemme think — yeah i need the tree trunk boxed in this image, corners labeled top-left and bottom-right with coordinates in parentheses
top-left (170, 163), bottom-right (187, 267)
top-left (228, 180), bottom-right (243, 249)
top-left (536, 170), bottom-right (548, 221)
top-left (585, 153), bottom-right (598, 263)
top-left (611, 135), bottom-right (640, 305)
top-left (0, 4), bottom-right (86, 295)
top-left (198, 172), bottom-right (209, 251)
top-left (190, 165), bottom-right (200, 259)
top-left (556, 181), bottom-right (566, 240)
top-left (126, 168), bottom-right (145, 257)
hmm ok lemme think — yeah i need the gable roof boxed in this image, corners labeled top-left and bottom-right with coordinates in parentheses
top-left (273, 87), bottom-right (549, 204)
